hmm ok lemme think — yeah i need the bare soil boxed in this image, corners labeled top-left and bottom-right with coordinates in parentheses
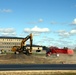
top-left (0, 51), bottom-right (76, 64)
top-left (0, 53), bottom-right (50, 64)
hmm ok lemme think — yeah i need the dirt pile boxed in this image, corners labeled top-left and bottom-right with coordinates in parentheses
top-left (0, 54), bottom-right (51, 64)
top-left (0, 53), bottom-right (76, 64)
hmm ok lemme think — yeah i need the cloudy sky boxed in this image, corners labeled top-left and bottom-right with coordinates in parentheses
top-left (0, 0), bottom-right (76, 48)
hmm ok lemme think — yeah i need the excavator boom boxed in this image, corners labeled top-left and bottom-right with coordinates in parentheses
top-left (12, 33), bottom-right (33, 54)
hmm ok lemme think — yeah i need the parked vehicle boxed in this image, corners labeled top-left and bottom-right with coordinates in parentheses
top-left (46, 46), bottom-right (74, 56)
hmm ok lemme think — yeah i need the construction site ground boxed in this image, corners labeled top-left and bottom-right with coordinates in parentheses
top-left (0, 50), bottom-right (76, 64)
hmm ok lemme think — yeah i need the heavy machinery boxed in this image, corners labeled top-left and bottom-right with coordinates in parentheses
top-left (46, 46), bottom-right (74, 56)
top-left (11, 33), bottom-right (33, 55)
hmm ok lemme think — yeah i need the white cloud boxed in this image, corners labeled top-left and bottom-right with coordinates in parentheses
top-left (57, 39), bottom-right (71, 44)
top-left (57, 30), bottom-right (66, 33)
top-left (32, 33), bottom-right (41, 36)
top-left (0, 9), bottom-right (12, 13)
top-left (56, 30), bottom-right (70, 37)
top-left (24, 26), bottom-right (50, 35)
top-left (23, 28), bottom-right (31, 33)
top-left (0, 28), bottom-right (15, 33)
top-left (50, 21), bottom-right (68, 25)
top-left (42, 36), bottom-right (54, 42)
top-left (56, 29), bottom-right (76, 38)
top-left (32, 26), bottom-right (50, 32)
top-left (0, 28), bottom-right (16, 36)
top-left (1, 32), bottom-right (16, 36)
top-left (51, 39), bottom-right (75, 48)
top-left (27, 19), bottom-right (43, 24)
top-left (71, 18), bottom-right (76, 25)
top-left (59, 32), bottom-right (70, 37)
top-left (70, 29), bottom-right (76, 34)
top-left (35, 37), bottom-right (54, 46)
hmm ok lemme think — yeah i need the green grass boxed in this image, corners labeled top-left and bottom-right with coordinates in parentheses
top-left (51, 73), bottom-right (76, 75)
top-left (32, 52), bottom-right (45, 56)
top-left (0, 72), bottom-right (76, 75)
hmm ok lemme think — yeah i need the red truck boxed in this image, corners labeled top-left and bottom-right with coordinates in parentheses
top-left (46, 46), bottom-right (74, 56)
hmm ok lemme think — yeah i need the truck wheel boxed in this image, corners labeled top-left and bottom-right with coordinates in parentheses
top-left (26, 50), bottom-right (30, 55)
top-left (23, 51), bottom-right (26, 54)
top-left (36, 50), bottom-right (41, 52)
top-left (15, 51), bottom-right (19, 54)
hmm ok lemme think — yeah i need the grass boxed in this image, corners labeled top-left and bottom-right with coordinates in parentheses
top-left (32, 52), bottom-right (45, 56)
top-left (0, 70), bottom-right (76, 75)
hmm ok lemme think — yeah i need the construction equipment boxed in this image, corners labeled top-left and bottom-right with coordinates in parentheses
top-left (11, 33), bottom-right (33, 55)
top-left (46, 46), bottom-right (74, 56)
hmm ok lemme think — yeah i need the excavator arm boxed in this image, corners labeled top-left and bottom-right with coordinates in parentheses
top-left (12, 33), bottom-right (33, 54)
top-left (20, 33), bottom-right (33, 53)
top-left (21, 33), bottom-right (32, 47)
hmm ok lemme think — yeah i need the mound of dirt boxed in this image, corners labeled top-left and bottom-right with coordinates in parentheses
top-left (0, 53), bottom-right (76, 64)
top-left (0, 54), bottom-right (51, 64)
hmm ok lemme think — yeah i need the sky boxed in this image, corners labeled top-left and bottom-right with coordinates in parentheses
top-left (0, 0), bottom-right (76, 49)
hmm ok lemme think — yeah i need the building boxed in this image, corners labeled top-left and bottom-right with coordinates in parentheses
top-left (0, 36), bottom-right (43, 52)
top-left (0, 36), bottom-right (23, 52)
top-left (25, 44), bottom-right (43, 52)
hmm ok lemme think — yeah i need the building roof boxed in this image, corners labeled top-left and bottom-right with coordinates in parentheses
top-left (26, 44), bottom-right (43, 47)
top-left (0, 36), bottom-right (24, 39)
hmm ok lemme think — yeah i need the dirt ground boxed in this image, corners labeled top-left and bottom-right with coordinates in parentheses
top-left (0, 51), bottom-right (76, 64)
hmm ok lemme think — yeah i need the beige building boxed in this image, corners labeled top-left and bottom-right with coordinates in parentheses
top-left (0, 36), bottom-right (43, 52)
top-left (26, 44), bottom-right (43, 52)
top-left (0, 36), bottom-right (23, 52)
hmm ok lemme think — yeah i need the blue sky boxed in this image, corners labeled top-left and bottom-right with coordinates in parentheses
top-left (0, 0), bottom-right (76, 48)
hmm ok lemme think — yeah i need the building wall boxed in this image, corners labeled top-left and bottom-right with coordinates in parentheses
top-left (0, 37), bottom-right (43, 52)
top-left (0, 38), bottom-right (22, 52)
top-left (26, 47), bottom-right (43, 52)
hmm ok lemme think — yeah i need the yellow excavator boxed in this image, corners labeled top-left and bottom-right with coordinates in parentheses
top-left (11, 33), bottom-right (33, 55)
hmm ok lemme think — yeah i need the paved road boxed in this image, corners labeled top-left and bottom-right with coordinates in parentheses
top-left (0, 64), bottom-right (76, 70)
